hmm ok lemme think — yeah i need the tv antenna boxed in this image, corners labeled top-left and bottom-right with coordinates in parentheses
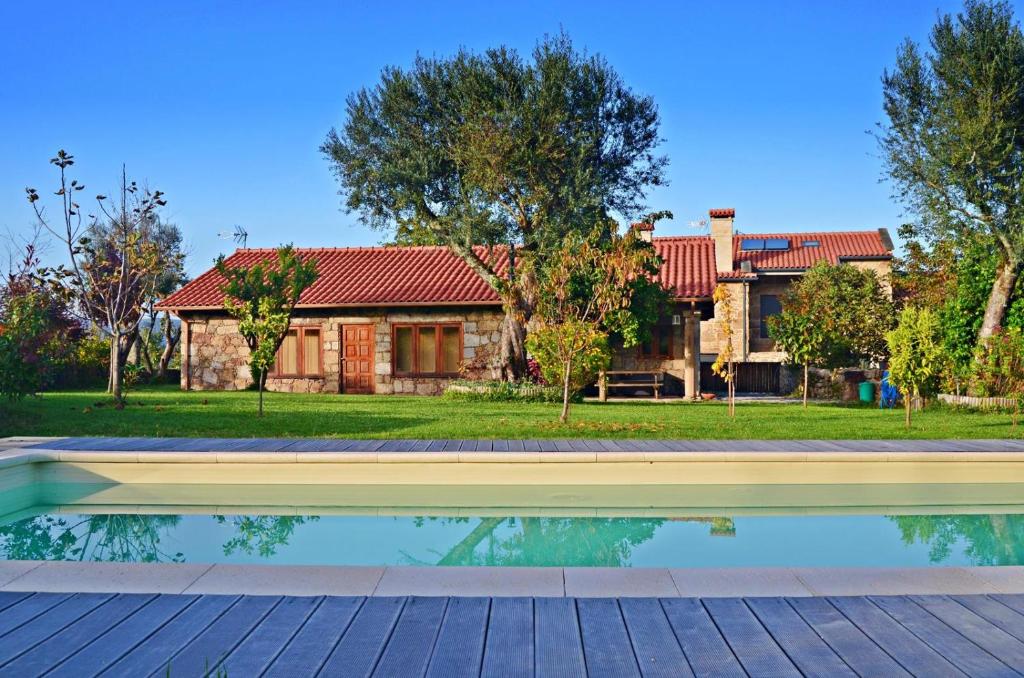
top-left (218, 224), bottom-right (249, 248)
top-left (688, 218), bottom-right (708, 232)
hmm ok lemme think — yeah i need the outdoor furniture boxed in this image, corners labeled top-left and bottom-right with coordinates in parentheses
top-left (598, 370), bottom-right (665, 401)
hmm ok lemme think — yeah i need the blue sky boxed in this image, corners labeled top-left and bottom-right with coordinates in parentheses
top-left (1, 0), bottom-right (1013, 276)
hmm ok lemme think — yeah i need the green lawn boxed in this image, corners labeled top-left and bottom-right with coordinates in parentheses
top-left (0, 385), bottom-right (1018, 439)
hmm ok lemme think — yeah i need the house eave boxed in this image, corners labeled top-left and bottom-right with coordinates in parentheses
top-left (157, 299), bottom-right (504, 313)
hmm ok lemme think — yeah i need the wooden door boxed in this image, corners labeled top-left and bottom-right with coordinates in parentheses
top-left (342, 325), bottom-right (375, 394)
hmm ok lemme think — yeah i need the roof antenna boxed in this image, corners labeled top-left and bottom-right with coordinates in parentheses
top-left (688, 218), bottom-right (708, 233)
top-left (218, 224), bottom-right (249, 249)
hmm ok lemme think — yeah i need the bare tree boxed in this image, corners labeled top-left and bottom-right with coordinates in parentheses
top-left (26, 150), bottom-right (179, 404)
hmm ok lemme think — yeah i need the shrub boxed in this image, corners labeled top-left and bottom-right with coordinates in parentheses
top-left (525, 322), bottom-right (610, 400)
top-left (971, 328), bottom-right (1024, 398)
top-left (442, 380), bottom-right (569, 403)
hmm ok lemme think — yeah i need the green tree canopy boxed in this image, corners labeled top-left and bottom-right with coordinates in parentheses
top-left (879, 0), bottom-right (1024, 341)
top-left (769, 261), bottom-right (894, 406)
top-left (216, 245), bottom-right (318, 416)
top-left (322, 33), bottom-right (667, 378)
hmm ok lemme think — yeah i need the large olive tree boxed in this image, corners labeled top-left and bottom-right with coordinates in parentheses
top-left (322, 34), bottom-right (667, 379)
top-left (879, 0), bottom-right (1024, 341)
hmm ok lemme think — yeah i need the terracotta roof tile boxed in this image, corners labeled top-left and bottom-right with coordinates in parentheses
top-left (651, 236), bottom-right (717, 299)
top-left (157, 246), bottom-right (503, 309)
top-left (158, 230), bottom-right (892, 309)
top-left (732, 231), bottom-right (891, 271)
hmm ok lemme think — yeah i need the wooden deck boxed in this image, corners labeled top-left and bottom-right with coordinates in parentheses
top-left (0, 592), bottom-right (1023, 676)
top-left (23, 436), bottom-right (1024, 453)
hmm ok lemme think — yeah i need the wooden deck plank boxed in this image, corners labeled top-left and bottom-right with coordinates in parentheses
top-left (373, 596), bottom-right (448, 677)
top-left (745, 597), bottom-right (856, 678)
top-left (871, 595), bottom-right (1017, 676)
top-left (619, 597), bottom-right (693, 678)
top-left (0, 593), bottom-right (154, 675)
top-left (425, 597), bottom-right (490, 678)
top-left (96, 594), bottom-right (240, 677)
top-left (153, 594), bottom-right (281, 677)
top-left (828, 596), bottom-right (968, 677)
top-left (577, 598), bottom-right (641, 678)
top-left (534, 597), bottom-right (586, 678)
top-left (263, 596), bottom-right (364, 677)
top-left (0, 593), bottom-right (112, 667)
top-left (786, 597), bottom-right (911, 678)
top-left (0, 593), bottom-right (71, 637)
top-left (910, 594), bottom-right (1024, 669)
top-left (481, 597), bottom-right (534, 678)
top-left (953, 594), bottom-right (1024, 643)
top-left (660, 598), bottom-right (745, 678)
top-left (318, 596), bottom-right (406, 676)
top-left (0, 592), bottom-right (30, 615)
top-left (701, 598), bottom-right (801, 677)
top-left (46, 594), bottom-right (199, 678)
top-left (217, 596), bottom-right (321, 676)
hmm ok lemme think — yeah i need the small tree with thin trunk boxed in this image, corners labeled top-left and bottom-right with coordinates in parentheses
top-left (885, 306), bottom-right (944, 429)
top-left (215, 246), bottom-right (318, 416)
top-left (523, 224), bottom-right (661, 423)
top-left (710, 284), bottom-right (738, 417)
top-left (26, 151), bottom-right (177, 406)
top-left (769, 261), bottom-right (893, 407)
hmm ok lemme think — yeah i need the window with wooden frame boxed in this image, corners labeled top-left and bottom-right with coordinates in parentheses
top-left (639, 326), bottom-right (674, 359)
top-left (272, 326), bottom-right (323, 377)
top-left (392, 323), bottom-right (462, 376)
top-left (759, 295), bottom-right (783, 339)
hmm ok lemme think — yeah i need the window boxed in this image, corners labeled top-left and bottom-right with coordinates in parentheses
top-left (272, 326), bottom-right (322, 377)
top-left (802, 239), bottom-right (820, 248)
top-left (640, 326), bottom-right (673, 359)
top-left (393, 323), bottom-right (462, 376)
top-left (760, 295), bottom-right (782, 339)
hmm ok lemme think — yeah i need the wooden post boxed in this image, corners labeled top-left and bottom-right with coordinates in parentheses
top-left (598, 369), bottom-right (607, 402)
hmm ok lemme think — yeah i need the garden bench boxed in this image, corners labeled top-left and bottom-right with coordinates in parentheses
top-left (598, 370), bottom-right (664, 400)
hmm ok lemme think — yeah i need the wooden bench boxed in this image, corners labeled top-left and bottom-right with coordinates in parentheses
top-left (598, 370), bottom-right (664, 401)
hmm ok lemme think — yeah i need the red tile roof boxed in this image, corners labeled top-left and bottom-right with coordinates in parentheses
top-left (651, 237), bottom-right (717, 299)
top-left (158, 230), bottom-right (892, 309)
top-left (156, 246), bottom-right (504, 310)
top-left (732, 231), bottom-right (891, 271)
top-left (709, 208), bottom-right (735, 218)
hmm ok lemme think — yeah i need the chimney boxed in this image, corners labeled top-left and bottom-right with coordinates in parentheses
top-left (633, 222), bottom-right (655, 243)
top-left (709, 208), bottom-right (735, 272)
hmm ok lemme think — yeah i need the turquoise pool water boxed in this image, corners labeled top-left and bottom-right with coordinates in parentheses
top-left (3, 482), bottom-right (1023, 567)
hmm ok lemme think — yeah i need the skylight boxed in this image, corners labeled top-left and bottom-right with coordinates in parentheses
top-left (802, 239), bottom-right (820, 247)
top-left (740, 238), bottom-right (790, 251)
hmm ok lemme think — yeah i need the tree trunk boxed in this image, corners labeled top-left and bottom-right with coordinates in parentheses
top-left (258, 369), bottom-right (265, 417)
top-left (560, 356), bottom-right (573, 423)
top-left (110, 334), bottom-right (124, 405)
top-left (979, 257), bottom-right (1021, 341)
top-left (499, 312), bottom-right (528, 381)
top-left (904, 390), bottom-right (911, 429)
top-left (803, 363), bottom-right (809, 409)
top-left (158, 311), bottom-right (179, 379)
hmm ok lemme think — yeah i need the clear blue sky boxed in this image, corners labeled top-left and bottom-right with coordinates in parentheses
top-left (2, 0), bottom-right (1014, 277)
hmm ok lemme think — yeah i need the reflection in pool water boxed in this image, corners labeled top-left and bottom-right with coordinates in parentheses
top-left (2, 511), bottom-right (1024, 568)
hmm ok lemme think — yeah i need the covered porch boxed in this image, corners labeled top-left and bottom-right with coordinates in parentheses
top-left (600, 305), bottom-right (707, 400)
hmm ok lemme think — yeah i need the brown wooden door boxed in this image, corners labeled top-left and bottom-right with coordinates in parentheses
top-left (342, 325), bottom-right (374, 394)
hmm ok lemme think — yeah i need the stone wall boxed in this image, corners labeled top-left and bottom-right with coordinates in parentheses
top-left (180, 307), bottom-right (505, 395)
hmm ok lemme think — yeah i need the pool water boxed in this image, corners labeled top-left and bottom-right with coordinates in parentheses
top-left (3, 482), bottom-right (1023, 567)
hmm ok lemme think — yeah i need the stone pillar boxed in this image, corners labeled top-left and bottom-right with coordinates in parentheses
top-left (180, 318), bottom-right (191, 391)
top-left (683, 311), bottom-right (701, 400)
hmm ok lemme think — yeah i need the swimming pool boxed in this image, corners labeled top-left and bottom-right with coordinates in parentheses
top-left (2, 482), bottom-right (1023, 568)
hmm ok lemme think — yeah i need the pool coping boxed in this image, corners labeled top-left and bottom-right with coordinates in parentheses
top-left (6, 436), bottom-right (1024, 465)
top-left (0, 561), bottom-right (1022, 597)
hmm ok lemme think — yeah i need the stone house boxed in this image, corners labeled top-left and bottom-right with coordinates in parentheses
top-left (157, 208), bottom-right (892, 397)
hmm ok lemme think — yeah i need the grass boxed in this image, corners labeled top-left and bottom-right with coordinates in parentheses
top-left (0, 385), bottom-right (1019, 440)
